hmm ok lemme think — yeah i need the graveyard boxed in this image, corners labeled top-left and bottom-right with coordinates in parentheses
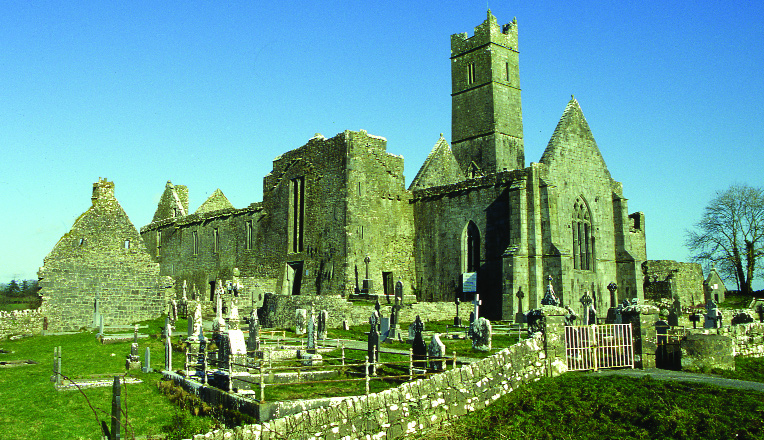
top-left (2, 281), bottom-right (764, 439)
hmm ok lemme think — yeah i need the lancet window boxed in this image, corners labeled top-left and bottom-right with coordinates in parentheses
top-left (572, 197), bottom-right (594, 271)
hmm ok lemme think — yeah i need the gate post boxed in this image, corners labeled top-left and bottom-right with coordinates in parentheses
top-left (543, 309), bottom-right (568, 377)
top-left (621, 304), bottom-right (659, 369)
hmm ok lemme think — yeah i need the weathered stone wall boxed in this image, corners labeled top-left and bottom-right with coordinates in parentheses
top-left (39, 179), bottom-right (173, 331)
top-left (192, 333), bottom-right (550, 440)
top-left (642, 260), bottom-right (704, 307)
top-left (718, 322), bottom-right (764, 358)
top-left (258, 293), bottom-right (472, 330)
top-left (0, 309), bottom-right (44, 340)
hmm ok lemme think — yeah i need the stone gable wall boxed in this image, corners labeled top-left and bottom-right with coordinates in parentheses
top-left (642, 260), bottom-right (704, 307)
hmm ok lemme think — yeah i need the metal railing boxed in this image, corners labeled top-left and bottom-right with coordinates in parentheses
top-left (564, 324), bottom-right (634, 371)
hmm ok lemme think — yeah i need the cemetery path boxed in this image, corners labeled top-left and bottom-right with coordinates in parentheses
top-left (586, 368), bottom-right (764, 393)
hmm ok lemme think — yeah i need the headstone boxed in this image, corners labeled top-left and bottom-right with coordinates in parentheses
top-left (247, 309), bottom-right (260, 353)
top-left (428, 334), bottom-right (446, 371)
top-left (126, 343), bottom-right (141, 370)
top-left (164, 324), bottom-right (172, 371)
top-left (408, 320), bottom-right (425, 341)
top-left (668, 297), bottom-right (681, 327)
top-left (607, 282), bottom-right (618, 307)
top-left (390, 293), bottom-right (402, 338)
top-left (170, 299), bottom-right (178, 324)
top-left (97, 315), bottom-right (104, 338)
top-left (454, 297), bottom-right (462, 327)
top-left (374, 299), bottom-right (383, 330)
top-left (228, 300), bottom-right (240, 330)
top-left (470, 317), bottom-right (492, 351)
top-left (515, 287), bottom-right (525, 323)
top-left (306, 310), bottom-right (316, 351)
top-left (228, 329), bottom-right (247, 372)
top-left (472, 294), bottom-right (482, 321)
top-left (368, 312), bottom-right (380, 365)
top-left (110, 376), bottom-right (121, 440)
top-left (213, 288), bottom-right (227, 333)
top-left (704, 299), bottom-right (720, 329)
top-left (541, 275), bottom-right (560, 306)
top-left (190, 303), bottom-right (203, 339)
top-left (295, 309), bottom-right (307, 335)
top-left (411, 315), bottom-right (427, 368)
top-left (342, 319), bottom-right (349, 331)
top-left (689, 312), bottom-right (701, 329)
top-left (317, 310), bottom-right (328, 340)
top-left (142, 347), bottom-right (152, 373)
top-left (362, 256), bottom-right (373, 294)
top-left (380, 317), bottom-right (390, 343)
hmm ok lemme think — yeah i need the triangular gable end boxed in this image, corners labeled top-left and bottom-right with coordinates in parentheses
top-left (152, 181), bottom-right (189, 222)
top-left (539, 96), bottom-right (611, 180)
top-left (195, 188), bottom-right (235, 214)
top-left (409, 135), bottom-right (465, 191)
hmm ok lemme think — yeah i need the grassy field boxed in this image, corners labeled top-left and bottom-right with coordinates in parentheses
top-left (409, 359), bottom-right (764, 440)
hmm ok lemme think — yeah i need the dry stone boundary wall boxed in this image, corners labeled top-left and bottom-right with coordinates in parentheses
top-left (0, 309), bottom-right (44, 340)
top-left (192, 333), bottom-right (547, 440)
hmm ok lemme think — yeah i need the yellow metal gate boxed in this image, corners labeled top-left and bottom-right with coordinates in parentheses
top-left (564, 324), bottom-right (634, 371)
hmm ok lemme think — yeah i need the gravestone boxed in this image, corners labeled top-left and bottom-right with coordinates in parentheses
top-left (757, 303), bottom-right (764, 323)
top-left (408, 320), bottom-right (425, 341)
top-left (247, 309), bottom-right (260, 353)
top-left (689, 312), bottom-right (701, 329)
top-left (97, 315), bottom-right (104, 338)
top-left (515, 287), bottom-right (526, 323)
top-left (390, 291), bottom-right (402, 338)
top-left (704, 299), bottom-right (720, 329)
top-left (212, 289), bottom-right (227, 334)
top-left (342, 319), bottom-right (349, 331)
top-left (472, 294), bottom-right (482, 321)
top-left (190, 303), bottom-right (203, 339)
top-left (164, 323), bottom-right (172, 371)
top-left (228, 300), bottom-right (240, 330)
top-left (607, 282), bottom-right (618, 307)
top-left (110, 376), bottom-right (121, 440)
top-left (428, 334), bottom-right (446, 371)
top-left (142, 347), bottom-right (152, 373)
top-left (374, 299), bottom-right (383, 330)
top-left (380, 317), bottom-right (390, 343)
top-left (411, 315), bottom-right (427, 369)
top-left (470, 317), bottom-right (492, 351)
top-left (295, 309), bottom-right (307, 335)
top-left (362, 256), bottom-right (373, 294)
top-left (580, 291), bottom-right (594, 325)
top-left (368, 312), bottom-right (380, 366)
top-left (306, 310), bottom-right (316, 352)
top-left (317, 310), bottom-right (328, 340)
top-left (170, 299), bottom-right (178, 324)
top-left (541, 275), bottom-right (560, 306)
top-left (126, 343), bottom-right (141, 370)
top-left (668, 297), bottom-right (681, 327)
top-left (228, 329), bottom-right (247, 372)
top-left (454, 297), bottom-right (462, 327)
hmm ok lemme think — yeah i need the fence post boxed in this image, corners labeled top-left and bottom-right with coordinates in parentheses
top-left (364, 355), bottom-right (370, 395)
top-left (184, 346), bottom-right (188, 377)
top-left (372, 345), bottom-right (377, 376)
top-left (341, 343), bottom-right (345, 367)
top-left (409, 348), bottom-right (413, 381)
top-left (452, 351), bottom-right (457, 370)
top-left (259, 359), bottom-right (265, 402)
top-left (202, 350), bottom-right (208, 385)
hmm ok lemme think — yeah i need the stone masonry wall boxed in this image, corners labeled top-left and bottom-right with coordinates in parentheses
top-left (192, 333), bottom-right (548, 440)
top-left (642, 260), bottom-right (704, 307)
top-left (714, 322), bottom-right (764, 358)
top-left (0, 309), bottom-right (44, 340)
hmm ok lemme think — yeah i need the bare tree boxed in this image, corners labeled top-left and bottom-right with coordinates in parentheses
top-left (685, 184), bottom-right (764, 295)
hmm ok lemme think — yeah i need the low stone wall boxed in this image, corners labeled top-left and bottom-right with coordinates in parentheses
top-left (258, 293), bottom-right (472, 330)
top-left (721, 322), bottom-right (764, 358)
top-left (0, 309), bottom-right (44, 340)
top-left (192, 332), bottom-right (550, 440)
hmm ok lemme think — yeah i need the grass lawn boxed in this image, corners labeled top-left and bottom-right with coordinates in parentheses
top-left (410, 357), bottom-right (764, 440)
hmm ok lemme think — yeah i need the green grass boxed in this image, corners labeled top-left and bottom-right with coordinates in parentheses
top-left (0, 318), bottom-right (216, 440)
top-left (713, 356), bottom-right (764, 383)
top-left (409, 372), bottom-right (764, 440)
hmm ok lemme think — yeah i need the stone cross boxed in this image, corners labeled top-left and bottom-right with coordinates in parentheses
top-left (668, 297), bottom-right (681, 327)
top-left (170, 299), bottom-right (178, 324)
top-left (368, 311), bottom-right (380, 366)
top-left (182, 280), bottom-right (188, 301)
top-left (164, 323), bottom-right (172, 371)
top-left (607, 282), bottom-right (618, 307)
top-left (516, 287), bottom-right (525, 315)
top-left (472, 294), bottom-right (482, 322)
top-left (580, 291), bottom-right (593, 325)
top-left (390, 296), bottom-right (401, 339)
top-left (228, 300), bottom-right (240, 330)
top-left (191, 303), bottom-right (203, 338)
top-left (364, 256), bottom-right (371, 280)
top-left (704, 299), bottom-right (720, 329)
top-left (317, 310), bottom-right (328, 340)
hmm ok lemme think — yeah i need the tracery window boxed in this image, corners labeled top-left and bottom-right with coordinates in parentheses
top-left (572, 197), bottom-right (594, 271)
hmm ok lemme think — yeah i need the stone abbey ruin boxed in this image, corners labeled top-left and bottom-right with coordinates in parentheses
top-left (37, 11), bottom-right (723, 332)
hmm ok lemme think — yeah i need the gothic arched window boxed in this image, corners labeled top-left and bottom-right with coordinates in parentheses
top-left (572, 197), bottom-right (594, 271)
top-left (462, 221), bottom-right (481, 273)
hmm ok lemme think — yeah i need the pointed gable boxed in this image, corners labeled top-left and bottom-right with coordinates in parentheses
top-left (539, 96), bottom-right (611, 180)
top-left (195, 188), bottom-right (234, 214)
top-left (152, 181), bottom-right (189, 222)
top-left (409, 135), bottom-right (464, 191)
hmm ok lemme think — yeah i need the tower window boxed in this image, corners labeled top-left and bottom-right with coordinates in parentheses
top-left (462, 221), bottom-right (481, 273)
top-left (156, 231), bottom-right (162, 257)
top-left (246, 220), bottom-right (253, 250)
top-left (213, 228), bottom-right (220, 254)
top-left (290, 176), bottom-right (305, 253)
top-left (467, 62), bottom-right (476, 85)
top-left (192, 230), bottom-right (199, 255)
top-left (505, 62), bottom-right (510, 82)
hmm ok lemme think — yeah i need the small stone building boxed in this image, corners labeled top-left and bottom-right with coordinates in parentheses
top-left (38, 179), bottom-right (173, 331)
top-left (642, 260), bottom-right (705, 307)
top-left (704, 267), bottom-right (727, 303)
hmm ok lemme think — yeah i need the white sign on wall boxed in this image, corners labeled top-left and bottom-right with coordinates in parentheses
top-left (462, 272), bottom-right (477, 293)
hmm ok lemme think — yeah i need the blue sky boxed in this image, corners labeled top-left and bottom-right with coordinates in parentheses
top-left (1, 1), bottom-right (763, 289)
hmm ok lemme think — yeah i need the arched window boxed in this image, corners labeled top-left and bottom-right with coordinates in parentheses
top-left (462, 221), bottom-right (481, 273)
top-left (572, 197), bottom-right (594, 271)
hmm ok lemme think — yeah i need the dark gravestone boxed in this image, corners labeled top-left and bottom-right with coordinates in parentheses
top-left (757, 304), bottom-right (764, 323)
top-left (412, 315), bottom-right (427, 369)
top-left (454, 297), bottom-right (462, 327)
top-left (110, 376), bottom-right (121, 440)
top-left (541, 275), bottom-right (560, 306)
top-left (368, 312), bottom-right (380, 365)
top-left (689, 312), bottom-right (701, 329)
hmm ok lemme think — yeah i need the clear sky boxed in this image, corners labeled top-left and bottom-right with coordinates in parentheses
top-left (2, 1), bottom-right (763, 289)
